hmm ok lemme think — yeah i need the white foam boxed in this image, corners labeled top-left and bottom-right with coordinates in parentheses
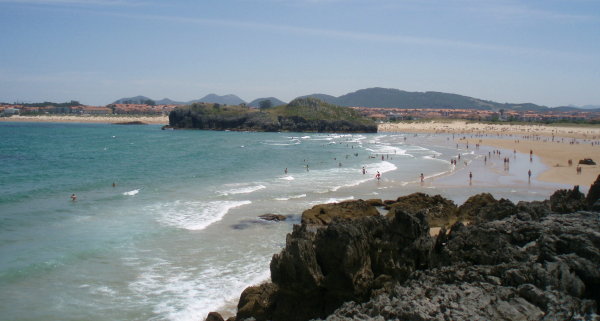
top-left (129, 257), bottom-right (271, 321)
top-left (279, 176), bottom-right (294, 181)
top-left (311, 196), bottom-right (355, 205)
top-left (275, 194), bottom-right (306, 201)
top-left (369, 161), bottom-right (398, 174)
top-left (153, 200), bottom-right (251, 231)
top-left (123, 189), bottom-right (139, 196)
top-left (217, 184), bottom-right (266, 196)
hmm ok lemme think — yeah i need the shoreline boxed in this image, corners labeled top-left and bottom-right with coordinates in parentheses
top-left (380, 121), bottom-right (600, 187)
top-left (0, 114), bottom-right (169, 124)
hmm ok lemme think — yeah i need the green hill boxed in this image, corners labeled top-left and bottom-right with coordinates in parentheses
top-left (300, 87), bottom-right (549, 111)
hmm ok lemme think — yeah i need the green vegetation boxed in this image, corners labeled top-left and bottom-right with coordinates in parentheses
top-left (168, 98), bottom-right (377, 132)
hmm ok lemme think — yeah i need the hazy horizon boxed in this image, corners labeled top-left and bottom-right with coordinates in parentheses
top-left (1, 0), bottom-right (599, 107)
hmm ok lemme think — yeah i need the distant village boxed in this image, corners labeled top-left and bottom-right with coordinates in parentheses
top-left (1, 101), bottom-right (600, 123)
top-left (351, 106), bottom-right (600, 123)
top-left (0, 103), bottom-right (178, 116)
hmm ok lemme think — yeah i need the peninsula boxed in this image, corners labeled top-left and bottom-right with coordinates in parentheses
top-left (166, 97), bottom-right (377, 133)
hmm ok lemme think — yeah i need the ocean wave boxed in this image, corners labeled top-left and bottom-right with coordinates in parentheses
top-left (153, 200), bottom-right (251, 231)
top-left (123, 189), bottom-right (140, 196)
top-left (129, 257), bottom-right (271, 321)
top-left (217, 185), bottom-right (266, 196)
top-left (279, 176), bottom-right (294, 181)
top-left (275, 194), bottom-right (306, 201)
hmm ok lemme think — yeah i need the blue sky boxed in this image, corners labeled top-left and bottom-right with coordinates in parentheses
top-left (1, 0), bottom-right (599, 107)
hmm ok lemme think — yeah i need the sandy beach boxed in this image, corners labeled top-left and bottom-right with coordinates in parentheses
top-left (381, 121), bottom-right (600, 187)
top-left (379, 121), bottom-right (600, 140)
top-left (0, 114), bottom-right (169, 124)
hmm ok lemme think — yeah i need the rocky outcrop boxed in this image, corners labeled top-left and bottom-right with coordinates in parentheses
top-left (206, 188), bottom-right (600, 321)
top-left (168, 98), bottom-right (378, 133)
top-left (579, 158), bottom-right (596, 165)
top-left (384, 193), bottom-right (458, 227)
top-left (365, 198), bottom-right (384, 207)
top-left (301, 200), bottom-right (379, 226)
top-left (549, 185), bottom-right (587, 213)
top-left (586, 174), bottom-right (600, 208)
top-left (327, 210), bottom-right (600, 320)
top-left (258, 214), bottom-right (287, 221)
top-left (236, 207), bottom-right (433, 321)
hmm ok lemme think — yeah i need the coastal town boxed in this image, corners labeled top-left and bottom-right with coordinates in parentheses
top-left (0, 102), bottom-right (178, 116)
top-left (2, 101), bottom-right (599, 123)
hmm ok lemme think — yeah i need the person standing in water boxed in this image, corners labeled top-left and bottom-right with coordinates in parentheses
top-left (375, 171), bottom-right (381, 181)
top-left (284, 168), bottom-right (288, 174)
top-left (70, 193), bottom-right (77, 202)
top-left (528, 169), bottom-right (532, 182)
top-left (420, 173), bottom-right (424, 182)
top-left (469, 171), bottom-right (473, 183)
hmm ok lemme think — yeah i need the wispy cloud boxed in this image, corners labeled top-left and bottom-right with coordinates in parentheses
top-left (463, 0), bottom-right (597, 23)
top-left (0, 0), bottom-right (143, 6)
top-left (109, 11), bottom-right (591, 60)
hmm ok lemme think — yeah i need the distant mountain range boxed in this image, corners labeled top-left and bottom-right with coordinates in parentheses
top-left (113, 94), bottom-right (248, 106)
top-left (112, 88), bottom-right (600, 112)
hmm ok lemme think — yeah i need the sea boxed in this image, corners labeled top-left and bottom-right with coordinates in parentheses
top-left (0, 122), bottom-right (573, 321)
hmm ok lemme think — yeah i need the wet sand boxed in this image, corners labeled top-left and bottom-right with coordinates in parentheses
top-left (0, 115), bottom-right (169, 124)
top-left (380, 121), bottom-right (600, 187)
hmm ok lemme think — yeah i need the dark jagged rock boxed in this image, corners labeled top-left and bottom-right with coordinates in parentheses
top-left (236, 283), bottom-right (278, 321)
top-left (365, 198), bottom-right (384, 207)
top-left (237, 208), bottom-right (433, 321)
top-left (579, 158), bottom-right (597, 165)
top-left (258, 214), bottom-right (287, 221)
top-left (385, 193), bottom-right (458, 227)
top-left (456, 193), bottom-right (497, 221)
top-left (549, 186), bottom-right (587, 213)
top-left (586, 174), bottom-right (600, 208)
top-left (219, 191), bottom-right (600, 321)
top-left (301, 200), bottom-right (379, 226)
top-left (325, 211), bottom-right (600, 321)
top-left (113, 121), bottom-right (147, 125)
top-left (205, 312), bottom-right (225, 321)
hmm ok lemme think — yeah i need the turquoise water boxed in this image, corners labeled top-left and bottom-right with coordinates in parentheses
top-left (0, 122), bottom-right (567, 321)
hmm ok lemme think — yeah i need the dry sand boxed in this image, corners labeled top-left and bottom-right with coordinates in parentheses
top-left (0, 115), bottom-right (169, 124)
top-left (380, 121), bottom-right (600, 187)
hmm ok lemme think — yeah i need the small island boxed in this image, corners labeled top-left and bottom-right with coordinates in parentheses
top-left (166, 97), bottom-right (378, 133)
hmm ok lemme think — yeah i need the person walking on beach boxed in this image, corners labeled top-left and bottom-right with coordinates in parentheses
top-left (375, 171), bottom-right (381, 181)
top-left (528, 169), bottom-right (532, 182)
top-left (70, 193), bottom-right (77, 202)
top-left (469, 171), bottom-right (472, 184)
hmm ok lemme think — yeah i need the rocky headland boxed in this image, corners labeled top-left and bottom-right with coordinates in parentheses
top-left (207, 175), bottom-right (600, 321)
top-left (167, 98), bottom-right (377, 133)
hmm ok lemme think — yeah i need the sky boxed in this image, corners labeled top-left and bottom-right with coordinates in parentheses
top-left (1, 0), bottom-right (599, 107)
